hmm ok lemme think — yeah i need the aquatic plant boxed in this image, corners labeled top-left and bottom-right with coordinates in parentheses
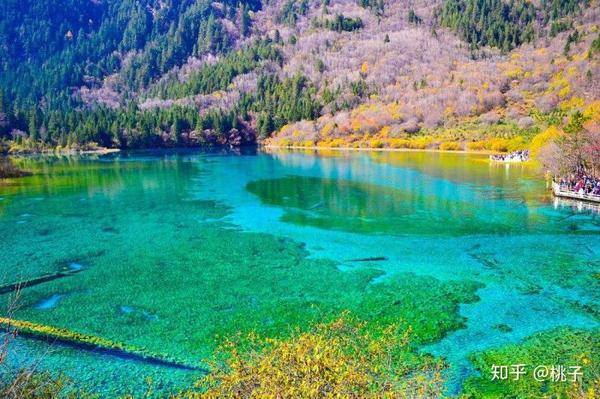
top-left (0, 371), bottom-right (75, 399)
top-left (463, 328), bottom-right (600, 398)
top-left (246, 175), bottom-right (544, 236)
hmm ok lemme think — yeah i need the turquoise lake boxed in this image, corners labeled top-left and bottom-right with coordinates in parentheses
top-left (0, 149), bottom-right (598, 397)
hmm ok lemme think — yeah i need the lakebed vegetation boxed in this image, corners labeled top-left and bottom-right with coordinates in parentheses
top-left (1, 158), bottom-right (598, 398)
top-left (2, 318), bottom-right (599, 398)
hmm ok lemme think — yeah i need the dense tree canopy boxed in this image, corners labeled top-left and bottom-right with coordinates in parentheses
top-left (0, 0), bottom-right (298, 149)
top-left (0, 0), bottom-right (595, 151)
top-left (437, 0), bottom-right (586, 52)
top-left (438, 0), bottom-right (537, 51)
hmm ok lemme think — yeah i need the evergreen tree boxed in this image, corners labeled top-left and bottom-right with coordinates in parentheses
top-left (172, 117), bottom-right (183, 145)
top-left (240, 4), bottom-right (251, 37)
top-left (28, 108), bottom-right (39, 141)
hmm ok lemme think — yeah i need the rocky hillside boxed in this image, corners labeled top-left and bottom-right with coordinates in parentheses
top-left (1, 0), bottom-right (599, 152)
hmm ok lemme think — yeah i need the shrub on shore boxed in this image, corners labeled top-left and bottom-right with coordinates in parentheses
top-left (0, 157), bottom-right (29, 179)
top-left (440, 142), bottom-right (462, 151)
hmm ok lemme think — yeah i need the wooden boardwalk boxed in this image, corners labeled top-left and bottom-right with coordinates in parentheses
top-left (552, 182), bottom-right (600, 204)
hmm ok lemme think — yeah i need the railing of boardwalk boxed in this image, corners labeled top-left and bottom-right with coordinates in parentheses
top-left (552, 182), bottom-right (600, 203)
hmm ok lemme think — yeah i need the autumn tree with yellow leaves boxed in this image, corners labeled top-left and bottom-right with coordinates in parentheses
top-left (186, 314), bottom-right (445, 399)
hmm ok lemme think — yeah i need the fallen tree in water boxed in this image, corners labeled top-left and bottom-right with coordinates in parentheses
top-left (0, 317), bottom-right (202, 371)
top-left (0, 267), bottom-right (84, 295)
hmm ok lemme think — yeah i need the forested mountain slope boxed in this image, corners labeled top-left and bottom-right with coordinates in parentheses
top-left (0, 0), bottom-right (599, 152)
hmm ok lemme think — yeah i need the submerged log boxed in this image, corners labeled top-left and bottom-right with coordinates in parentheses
top-left (346, 256), bottom-right (389, 262)
top-left (0, 317), bottom-right (204, 372)
top-left (0, 268), bottom-right (83, 295)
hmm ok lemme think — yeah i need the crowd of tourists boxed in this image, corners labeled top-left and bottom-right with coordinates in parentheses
top-left (490, 150), bottom-right (529, 162)
top-left (556, 172), bottom-right (600, 197)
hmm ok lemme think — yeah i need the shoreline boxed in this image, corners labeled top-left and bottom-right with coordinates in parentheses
top-left (262, 144), bottom-right (499, 155)
top-left (2, 144), bottom-right (535, 162)
top-left (77, 148), bottom-right (121, 155)
top-left (7, 148), bottom-right (121, 156)
top-left (5, 144), bottom-right (511, 157)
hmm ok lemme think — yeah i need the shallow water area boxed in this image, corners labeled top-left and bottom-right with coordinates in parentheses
top-left (0, 149), bottom-right (598, 397)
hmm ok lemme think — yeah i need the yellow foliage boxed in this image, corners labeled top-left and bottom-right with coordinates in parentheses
top-left (507, 136), bottom-right (526, 152)
top-left (360, 62), bottom-right (369, 75)
top-left (320, 122), bottom-right (335, 137)
top-left (379, 126), bottom-right (391, 138)
top-left (572, 52), bottom-right (587, 62)
top-left (554, 57), bottom-right (568, 66)
top-left (583, 101), bottom-right (600, 121)
top-left (560, 96), bottom-right (585, 111)
top-left (369, 138), bottom-right (385, 148)
top-left (466, 141), bottom-right (485, 151)
top-left (386, 103), bottom-right (402, 120)
top-left (489, 138), bottom-right (511, 152)
top-left (408, 137), bottom-right (433, 149)
top-left (191, 315), bottom-right (445, 399)
top-left (529, 126), bottom-right (564, 159)
top-left (558, 84), bottom-right (571, 99)
top-left (549, 73), bottom-right (570, 98)
top-left (505, 67), bottom-right (523, 79)
top-left (328, 139), bottom-right (345, 148)
top-left (439, 142), bottom-right (462, 151)
top-left (278, 139), bottom-right (292, 147)
top-left (389, 139), bottom-right (411, 149)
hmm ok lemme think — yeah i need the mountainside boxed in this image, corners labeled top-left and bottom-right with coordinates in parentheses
top-left (0, 0), bottom-right (599, 153)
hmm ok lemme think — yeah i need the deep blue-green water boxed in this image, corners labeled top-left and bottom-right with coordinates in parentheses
top-left (0, 149), bottom-right (598, 397)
